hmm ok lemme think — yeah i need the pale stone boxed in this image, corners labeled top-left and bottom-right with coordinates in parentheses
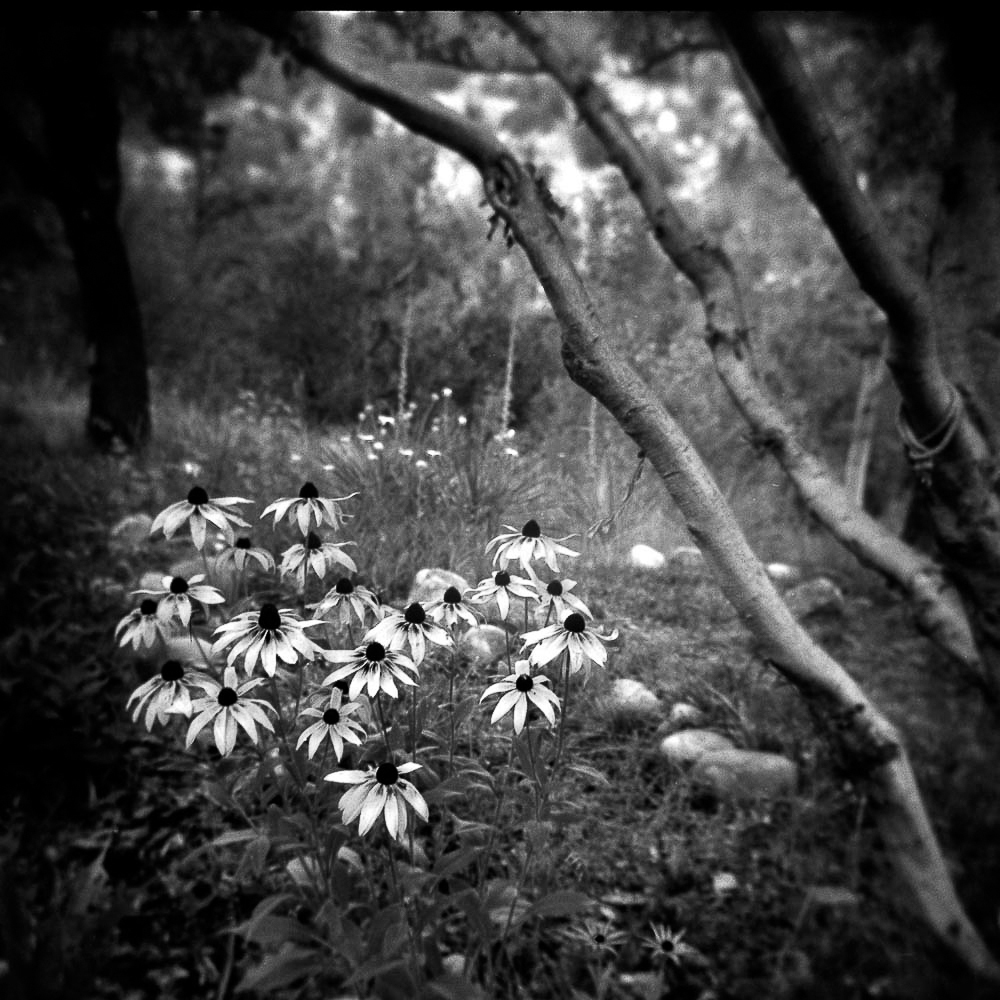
top-left (138, 570), bottom-right (168, 592)
top-left (785, 577), bottom-right (845, 620)
top-left (628, 543), bottom-right (666, 571)
top-left (766, 562), bottom-right (800, 586)
top-left (164, 634), bottom-right (220, 669)
top-left (109, 513), bottom-right (154, 550)
top-left (659, 729), bottom-right (735, 767)
top-left (458, 624), bottom-right (509, 667)
top-left (608, 678), bottom-right (660, 722)
top-left (668, 546), bottom-right (705, 574)
top-left (668, 701), bottom-right (705, 729)
top-left (407, 568), bottom-right (472, 607)
top-left (712, 871), bottom-right (739, 895)
top-left (691, 749), bottom-right (798, 800)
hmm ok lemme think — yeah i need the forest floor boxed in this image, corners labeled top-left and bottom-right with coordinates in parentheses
top-left (1, 412), bottom-right (999, 1000)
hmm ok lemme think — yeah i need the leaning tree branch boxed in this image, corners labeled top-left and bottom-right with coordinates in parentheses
top-left (715, 13), bottom-right (989, 461)
top-left (242, 12), bottom-right (1000, 980)
top-left (496, 11), bottom-right (986, 694)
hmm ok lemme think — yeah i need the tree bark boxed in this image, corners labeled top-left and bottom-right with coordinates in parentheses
top-left (244, 13), bottom-right (1000, 979)
top-left (498, 11), bottom-right (985, 692)
top-left (0, 17), bottom-right (150, 449)
top-left (845, 351), bottom-right (887, 510)
top-left (718, 12), bottom-right (1000, 694)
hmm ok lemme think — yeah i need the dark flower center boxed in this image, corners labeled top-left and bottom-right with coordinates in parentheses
top-left (235, 537), bottom-right (252, 549)
top-left (521, 519), bottom-right (541, 538)
top-left (443, 586), bottom-right (462, 604)
top-left (564, 612), bottom-right (586, 633)
top-left (169, 577), bottom-right (189, 594)
top-left (299, 481), bottom-right (319, 499)
top-left (322, 708), bottom-right (341, 725)
top-left (332, 679), bottom-right (350, 695)
top-left (160, 659), bottom-right (184, 682)
top-left (140, 598), bottom-right (159, 616)
top-left (660, 939), bottom-right (674, 953)
top-left (306, 531), bottom-right (323, 550)
top-left (515, 674), bottom-right (534, 692)
top-left (375, 762), bottom-right (399, 786)
top-left (218, 687), bottom-right (238, 706)
top-left (404, 602), bottom-right (426, 624)
top-left (187, 486), bottom-right (209, 506)
top-left (594, 933), bottom-right (606, 945)
top-left (495, 571), bottom-right (511, 587)
top-left (546, 580), bottom-right (563, 596)
top-left (335, 578), bottom-right (354, 594)
top-left (365, 641), bottom-right (387, 661)
top-left (258, 603), bottom-right (282, 630)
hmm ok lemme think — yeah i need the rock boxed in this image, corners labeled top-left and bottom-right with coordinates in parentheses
top-left (765, 562), bottom-right (800, 587)
top-left (668, 701), bottom-right (705, 729)
top-left (667, 546), bottom-right (705, 575)
top-left (407, 568), bottom-right (472, 606)
top-left (629, 543), bottom-right (666, 571)
top-left (785, 577), bottom-right (845, 620)
top-left (691, 749), bottom-right (798, 800)
top-left (458, 624), bottom-right (509, 667)
top-left (164, 634), bottom-right (221, 670)
top-left (109, 513), bottom-right (154, 551)
top-left (608, 678), bottom-right (660, 723)
top-left (659, 729), bottom-right (735, 767)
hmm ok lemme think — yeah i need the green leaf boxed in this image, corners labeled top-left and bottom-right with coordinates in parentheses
top-left (236, 943), bottom-right (322, 992)
top-left (432, 845), bottom-right (485, 878)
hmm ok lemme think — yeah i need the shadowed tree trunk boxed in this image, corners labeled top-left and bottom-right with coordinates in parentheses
top-left (239, 12), bottom-right (999, 979)
top-left (845, 349), bottom-right (887, 509)
top-left (718, 11), bottom-right (1000, 702)
top-left (0, 16), bottom-right (150, 449)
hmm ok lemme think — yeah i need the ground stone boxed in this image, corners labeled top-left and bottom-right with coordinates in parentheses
top-left (458, 624), bottom-right (509, 667)
top-left (668, 701), bottom-right (705, 729)
top-left (668, 546), bottom-right (705, 575)
top-left (785, 577), bottom-right (845, 620)
top-left (629, 543), bottom-right (666, 570)
top-left (608, 678), bottom-right (660, 723)
top-left (691, 748), bottom-right (798, 800)
top-left (765, 562), bottom-right (800, 587)
top-left (659, 729), bottom-right (735, 767)
top-left (407, 568), bottom-right (472, 607)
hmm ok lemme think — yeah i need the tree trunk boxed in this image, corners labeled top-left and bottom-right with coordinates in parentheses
top-left (845, 350), bottom-right (887, 509)
top-left (498, 11), bottom-right (983, 690)
top-left (0, 17), bottom-right (150, 449)
top-left (242, 13), bottom-right (999, 978)
top-left (718, 12), bottom-right (1000, 698)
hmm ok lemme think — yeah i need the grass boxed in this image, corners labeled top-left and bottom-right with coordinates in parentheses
top-left (1, 378), bottom-right (999, 1000)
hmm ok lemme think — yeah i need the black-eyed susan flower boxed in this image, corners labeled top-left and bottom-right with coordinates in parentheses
top-left (261, 482), bottom-right (358, 536)
top-left (325, 760), bottom-right (428, 841)
top-left (364, 602), bottom-right (452, 666)
top-left (486, 519), bottom-right (579, 575)
top-left (322, 640), bottom-right (418, 700)
top-left (467, 570), bottom-right (538, 622)
top-left (479, 658), bottom-right (560, 734)
top-left (537, 578), bottom-right (592, 623)
top-left (425, 586), bottom-right (480, 630)
top-left (116, 598), bottom-right (175, 650)
top-left (562, 917), bottom-right (628, 956)
top-left (150, 486), bottom-right (251, 550)
top-left (521, 612), bottom-right (618, 678)
top-left (212, 603), bottom-right (325, 677)
top-left (310, 578), bottom-right (383, 628)
top-left (279, 531), bottom-right (357, 590)
top-left (185, 666), bottom-right (276, 756)
top-left (214, 537), bottom-right (275, 575)
top-left (296, 688), bottom-right (367, 760)
top-left (127, 658), bottom-right (212, 730)
top-left (641, 924), bottom-right (694, 967)
top-left (134, 574), bottom-right (226, 628)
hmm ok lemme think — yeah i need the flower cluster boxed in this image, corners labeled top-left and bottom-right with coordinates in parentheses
top-left (124, 494), bottom-right (618, 846)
